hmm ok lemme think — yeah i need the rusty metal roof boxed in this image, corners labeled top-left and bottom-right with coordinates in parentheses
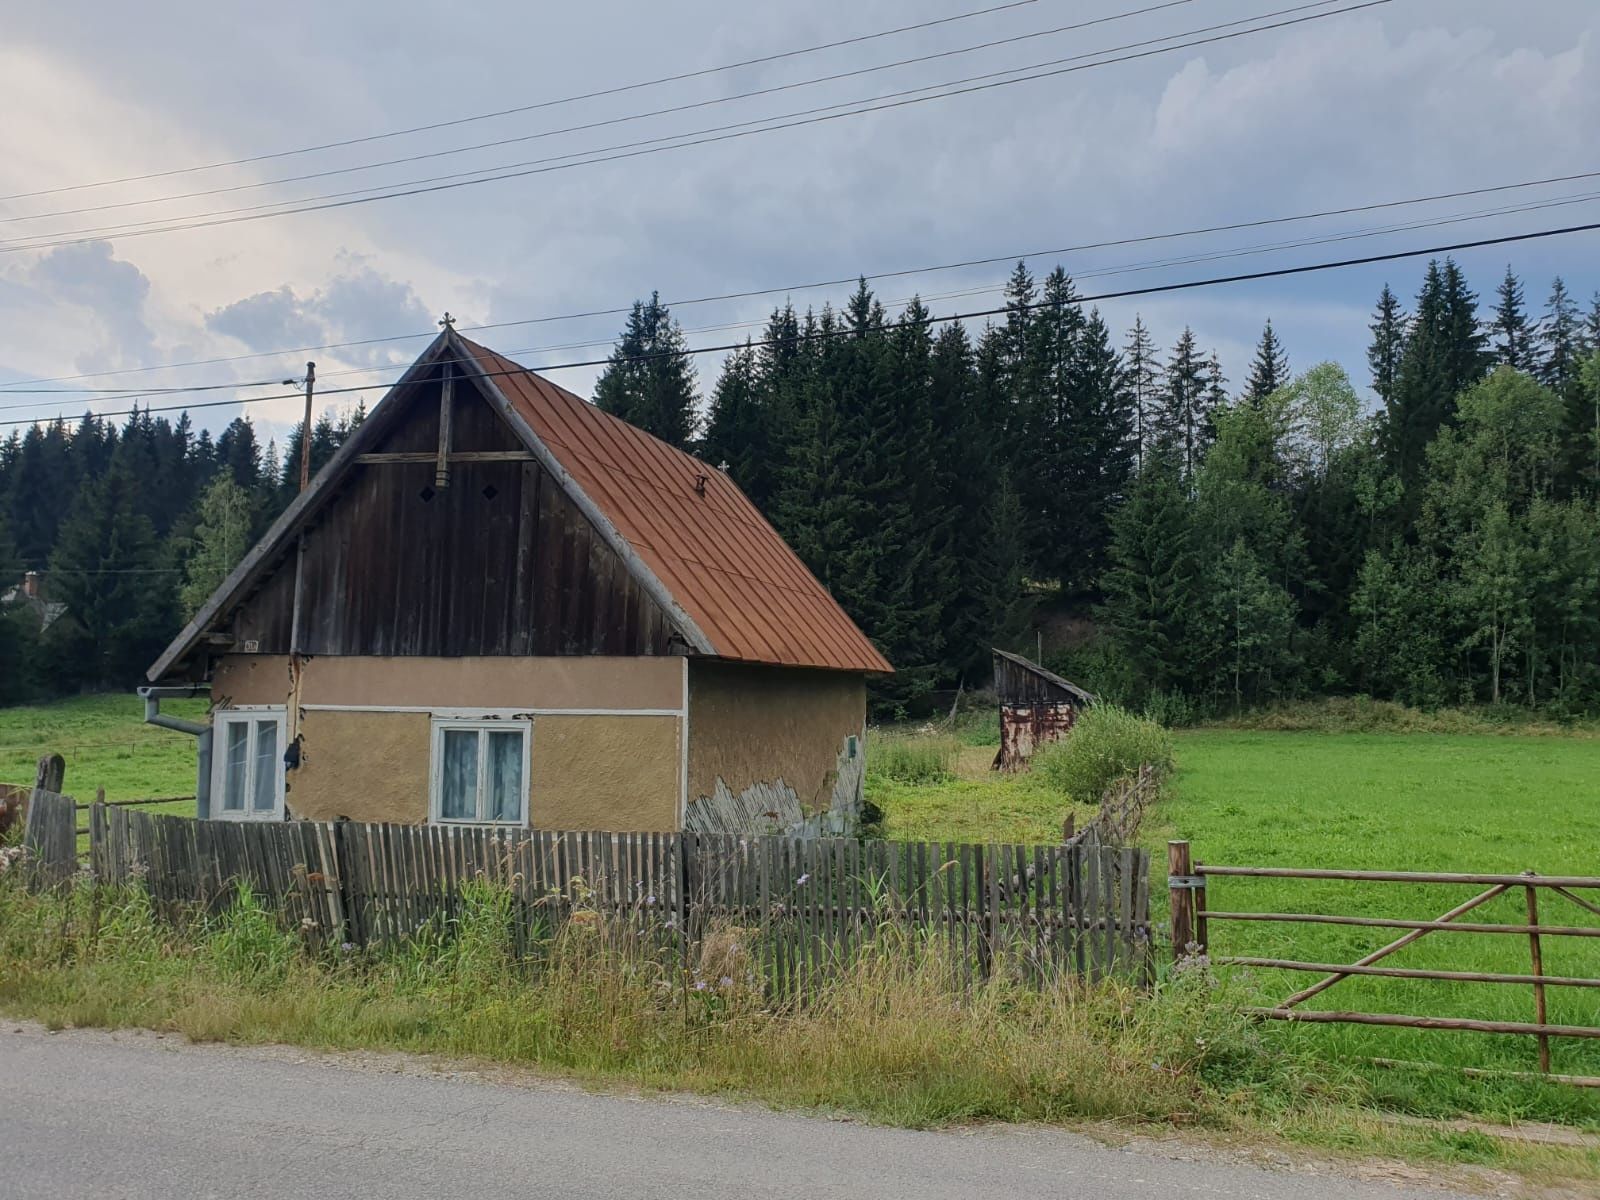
top-left (462, 338), bottom-right (892, 675)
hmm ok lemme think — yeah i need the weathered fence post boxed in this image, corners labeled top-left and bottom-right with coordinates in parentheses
top-left (1168, 840), bottom-right (1206, 961)
top-left (1524, 874), bottom-right (1550, 1074)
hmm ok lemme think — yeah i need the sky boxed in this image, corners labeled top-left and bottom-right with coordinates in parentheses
top-left (0, 0), bottom-right (1596, 448)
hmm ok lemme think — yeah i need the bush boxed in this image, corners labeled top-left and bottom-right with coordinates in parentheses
top-left (867, 731), bottom-right (959, 785)
top-left (1140, 688), bottom-right (1198, 728)
top-left (1033, 704), bottom-right (1173, 804)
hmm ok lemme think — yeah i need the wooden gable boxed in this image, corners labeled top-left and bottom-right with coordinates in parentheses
top-left (222, 363), bottom-right (681, 659)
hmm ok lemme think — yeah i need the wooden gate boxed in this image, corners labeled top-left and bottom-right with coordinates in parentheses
top-left (1169, 841), bottom-right (1600, 1084)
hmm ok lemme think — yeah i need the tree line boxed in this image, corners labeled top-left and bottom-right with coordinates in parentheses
top-left (2, 259), bottom-right (1598, 717)
top-left (597, 262), bottom-right (1600, 717)
top-left (0, 405), bottom-right (363, 700)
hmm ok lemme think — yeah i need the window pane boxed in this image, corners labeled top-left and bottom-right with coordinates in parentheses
top-left (485, 731), bottom-right (523, 823)
top-left (440, 729), bottom-right (478, 820)
top-left (251, 720), bottom-right (279, 813)
top-left (221, 721), bottom-right (249, 812)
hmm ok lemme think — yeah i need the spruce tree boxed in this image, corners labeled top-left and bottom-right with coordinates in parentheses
top-left (215, 417), bottom-right (262, 490)
top-left (1067, 308), bottom-right (1134, 594)
top-left (7, 420), bottom-right (75, 569)
top-left (1153, 328), bottom-right (1214, 482)
top-left (928, 321), bottom-right (1003, 681)
top-left (1098, 451), bottom-right (1203, 699)
top-left (1205, 350), bottom-right (1229, 417)
top-left (594, 293), bottom-right (700, 447)
top-left (1384, 258), bottom-right (1488, 488)
top-left (1538, 277), bottom-right (1582, 393)
top-left (1123, 316), bottom-right (1160, 469)
top-left (1490, 265), bottom-right (1534, 371)
top-left (700, 342), bottom-right (765, 500)
top-left (1367, 284), bottom-right (1406, 410)
top-left (1242, 319), bottom-right (1289, 404)
top-left (46, 448), bottom-right (176, 688)
top-left (1019, 267), bottom-right (1086, 583)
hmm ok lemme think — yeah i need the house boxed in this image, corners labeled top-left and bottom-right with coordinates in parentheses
top-left (3, 571), bottom-right (66, 631)
top-left (990, 648), bottom-right (1092, 770)
top-left (144, 327), bottom-right (891, 834)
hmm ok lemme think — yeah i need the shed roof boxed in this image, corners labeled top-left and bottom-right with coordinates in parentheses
top-left (148, 332), bottom-right (890, 680)
top-left (991, 648), bottom-right (1095, 704)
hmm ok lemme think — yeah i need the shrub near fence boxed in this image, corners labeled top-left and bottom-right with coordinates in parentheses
top-left (64, 794), bottom-right (1154, 995)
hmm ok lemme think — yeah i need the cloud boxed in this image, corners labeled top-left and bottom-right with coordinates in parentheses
top-left (4, 1), bottom-right (1599, 428)
top-left (205, 258), bottom-right (434, 368)
top-left (24, 241), bottom-right (156, 372)
top-left (204, 287), bottom-right (325, 353)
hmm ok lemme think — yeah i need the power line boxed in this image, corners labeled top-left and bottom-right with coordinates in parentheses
top-left (6, 160), bottom-right (1593, 400)
top-left (1, 160), bottom-right (1592, 394)
top-left (0, 0), bottom-right (1043, 204)
top-left (0, 0), bottom-right (1355, 246)
top-left (0, 0), bottom-right (1393, 254)
top-left (10, 182), bottom-right (1599, 411)
top-left (3, 219), bottom-right (1594, 431)
top-left (2, 0), bottom-right (1214, 227)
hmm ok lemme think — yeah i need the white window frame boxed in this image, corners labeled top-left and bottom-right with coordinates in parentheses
top-left (211, 708), bottom-right (287, 821)
top-left (428, 718), bottom-right (531, 827)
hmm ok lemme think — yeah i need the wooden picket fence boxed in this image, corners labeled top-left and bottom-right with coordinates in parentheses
top-left (67, 796), bottom-right (1154, 994)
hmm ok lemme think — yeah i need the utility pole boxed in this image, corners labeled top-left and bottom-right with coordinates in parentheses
top-left (284, 361), bottom-right (316, 492)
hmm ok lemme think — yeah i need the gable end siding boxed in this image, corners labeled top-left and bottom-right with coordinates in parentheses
top-left (225, 372), bottom-right (679, 658)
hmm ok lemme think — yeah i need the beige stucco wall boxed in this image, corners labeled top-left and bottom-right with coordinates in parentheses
top-left (210, 654), bottom-right (685, 829)
top-left (530, 715), bottom-right (681, 831)
top-left (686, 661), bottom-right (865, 812)
top-left (276, 709), bottom-right (682, 829)
top-left (211, 654), bottom-right (682, 711)
top-left (289, 710), bottom-right (431, 823)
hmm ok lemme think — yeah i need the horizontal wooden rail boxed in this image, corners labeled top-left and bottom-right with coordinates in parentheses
top-left (1220, 956), bottom-right (1600, 988)
top-left (1201, 911), bottom-right (1600, 938)
top-left (73, 796), bottom-right (191, 811)
top-left (1198, 866), bottom-right (1600, 888)
top-left (75, 796), bottom-right (193, 835)
top-left (1251, 1008), bottom-right (1600, 1039)
top-left (1369, 1058), bottom-right (1600, 1089)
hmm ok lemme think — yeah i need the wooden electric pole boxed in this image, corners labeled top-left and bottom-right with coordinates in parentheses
top-left (295, 361), bottom-right (316, 492)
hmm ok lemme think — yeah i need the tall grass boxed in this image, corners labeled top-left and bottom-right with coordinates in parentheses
top-left (4, 875), bottom-right (1598, 1179)
top-left (867, 730), bottom-right (960, 785)
top-left (0, 872), bottom-right (1319, 1128)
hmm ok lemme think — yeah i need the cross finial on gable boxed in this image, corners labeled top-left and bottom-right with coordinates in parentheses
top-left (439, 311), bottom-right (456, 329)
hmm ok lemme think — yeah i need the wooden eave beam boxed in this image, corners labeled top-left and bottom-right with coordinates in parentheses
top-left (354, 451), bottom-right (536, 465)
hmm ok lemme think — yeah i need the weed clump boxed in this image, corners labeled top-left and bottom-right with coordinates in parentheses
top-left (1033, 705), bottom-right (1173, 803)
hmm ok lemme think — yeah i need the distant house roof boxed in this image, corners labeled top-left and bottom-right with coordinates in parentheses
top-left (149, 331), bottom-right (890, 680)
top-left (991, 648), bottom-right (1094, 705)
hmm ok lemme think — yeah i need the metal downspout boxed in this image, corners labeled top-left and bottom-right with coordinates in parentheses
top-left (138, 685), bottom-right (212, 819)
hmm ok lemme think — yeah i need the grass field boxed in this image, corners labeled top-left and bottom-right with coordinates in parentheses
top-left (867, 718), bottom-right (1600, 1123)
top-left (0, 694), bottom-right (205, 816)
top-left (1161, 731), bottom-right (1600, 1108)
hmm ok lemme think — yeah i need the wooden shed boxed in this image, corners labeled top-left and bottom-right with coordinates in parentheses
top-left (145, 328), bottom-right (891, 835)
top-left (991, 648), bottom-right (1093, 771)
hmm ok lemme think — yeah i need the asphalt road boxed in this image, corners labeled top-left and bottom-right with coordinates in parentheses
top-left (0, 1024), bottom-right (1475, 1200)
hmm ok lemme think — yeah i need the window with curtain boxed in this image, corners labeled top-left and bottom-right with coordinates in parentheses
top-left (430, 720), bottom-right (529, 825)
top-left (213, 710), bottom-right (286, 820)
